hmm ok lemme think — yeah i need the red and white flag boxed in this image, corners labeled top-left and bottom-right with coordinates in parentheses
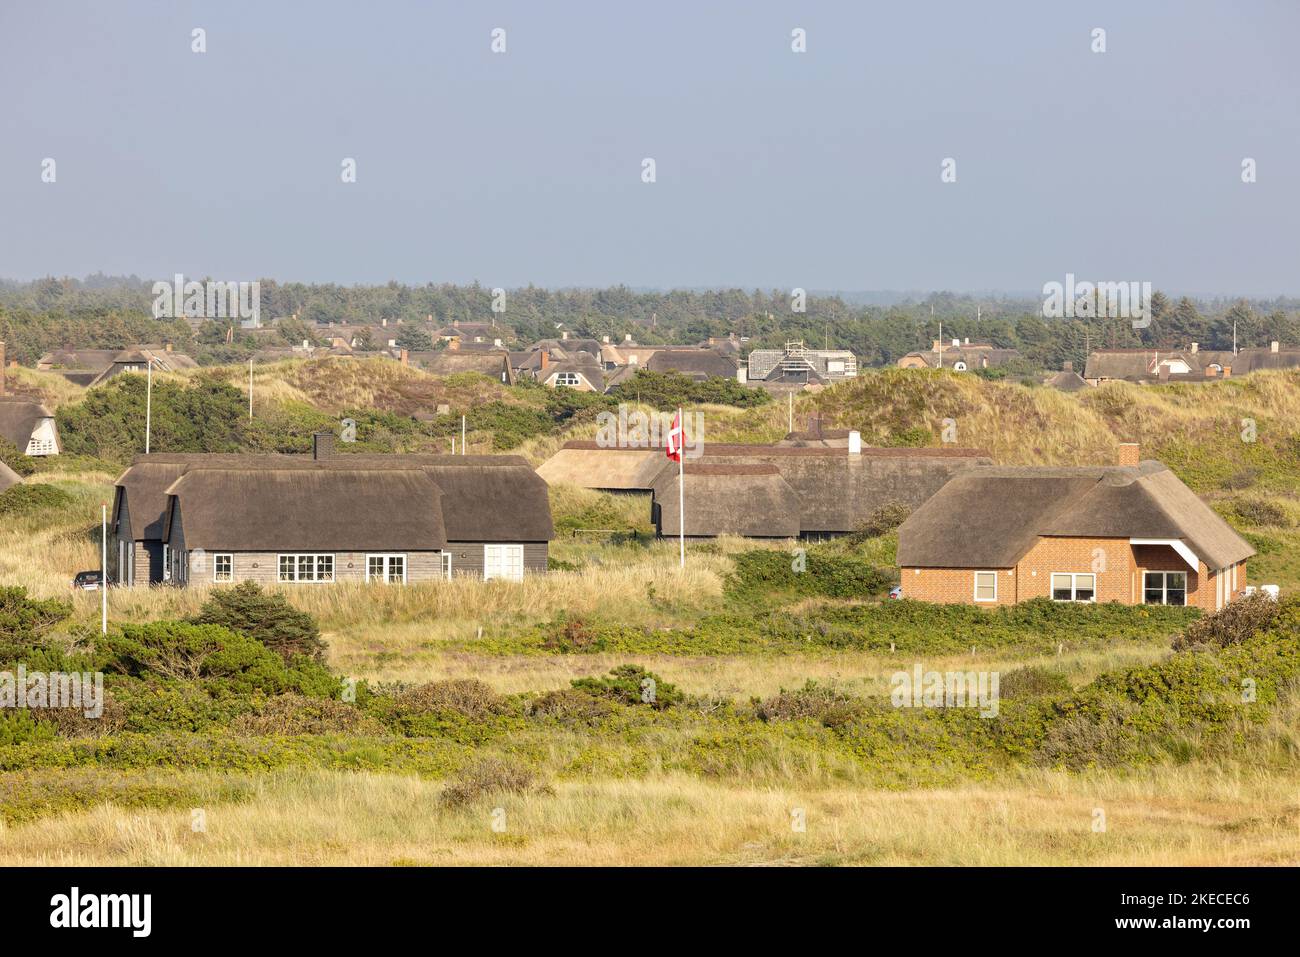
top-left (666, 408), bottom-right (684, 462)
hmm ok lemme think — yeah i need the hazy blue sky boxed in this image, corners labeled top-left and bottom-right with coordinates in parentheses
top-left (2, 1), bottom-right (1297, 294)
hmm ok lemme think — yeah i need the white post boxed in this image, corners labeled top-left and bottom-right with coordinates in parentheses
top-left (461, 415), bottom-right (466, 454)
top-left (248, 358), bottom-right (254, 420)
top-left (787, 391), bottom-right (793, 433)
top-left (145, 357), bottom-right (153, 454)
top-left (678, 406), bottom-right (685, 569)
top-left (100, 504), bottom-right (107, 634)
top-left (938, 320), bottom-right (943, 369)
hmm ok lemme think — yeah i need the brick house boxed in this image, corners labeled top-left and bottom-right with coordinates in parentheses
top-left (895, 443), bottom-right (1254, 610)
top-left (111, 434), bottom-right (553, 587)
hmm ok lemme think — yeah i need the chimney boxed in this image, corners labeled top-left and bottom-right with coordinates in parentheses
top-left (312, 431), bottom-right (336, 460)
top-left (624, 334), bottom-right (632, 342)
top-left (963, 337), bottom-right (970, 345)
top-left (848, 430), bottom-right (862, 455)
top-left (561, 330), bottom-right (569, 340)
top-left (952, 338), bottom-right (960, 348)
top-left (1117, 442), bottom-right (1140, 467)
top-left (400, 349), bottom-right (409, 366)
top-left (494, 338), bottom-right (502, 347)
top-left (448, 339), bottom-right (460, 351)
top-left (453, 319), bottom-right (459, 328)
top-left (602, 335), bottom-right (610, 343)
top-left (165, 342), bottom-right (173, 353)
top-left (381, 317), bottom-right (388, 327)
top-left (1271, 341), bottom-right (1279, 353)
top-left (1062, 360), bottom-right (1073, 372)
top-left (1205, 365), bottom-right (1218, 378)
top-left (302, 339), bottom-right (309, 350)
top-left (931, 339), bottom-right (941, 352)
top-left (1223, 365), bottom-right (1232, 377)
top-left (736, 366), bottom-right (748, 384)
top-left (1190, 342), bottom-right (1198, 354)
top-left (540, 350), bottom-right (549, 370)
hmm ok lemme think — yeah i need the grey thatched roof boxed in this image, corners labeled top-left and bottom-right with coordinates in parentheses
top-left (412, 350), bottom-right (514, 383)
top-left (0, 459), bottom-right (20, 493)
top-left (117, 452), bottom-right (553, 546)
top-left (164, 468), bottom-right (448, 552)
top-left (645, 348), bottom-right (738, 380)
top-left (653, 464), bottom-right (801, 538)
top-left (896, 461), bottom-right (1254, 571)
top-left (0, 398), bottom-right (54, 451)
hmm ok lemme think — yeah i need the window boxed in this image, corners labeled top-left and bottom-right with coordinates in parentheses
top-left (441, 553), bottom-right (453, 580)
top-left (162, 543), bottom-right (171, 582)
top-left (278, 554), bottom-right (334, 583)
top-left (484, 544), bottom-right (525, 582)
top-left (1144, 571), bottom-right (1186, 606)
top-left (952, 360), bottom-right (968, 372)
top-left (1051, 573), bottom-right (1096, 602)
top-left (554, 372), bottom-right (581, 387)
top-left (366, 554), bottom-right (407, 584)
top-left (973, 571), bottom-right (998, 602)
top-left (213, 553), bottom-right (233, 583)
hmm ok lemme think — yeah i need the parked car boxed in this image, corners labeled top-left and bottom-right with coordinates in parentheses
top-left (888, 585), bottom-right (903, 600)
top-left (72, 570), bottom-right (103, 591)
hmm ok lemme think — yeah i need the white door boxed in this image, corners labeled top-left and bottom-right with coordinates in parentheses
top-left (483, 544), bottom-right (524, 582)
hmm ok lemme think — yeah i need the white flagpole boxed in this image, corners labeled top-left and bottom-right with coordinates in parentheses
top-left (677, 406), bottom-right (685, 568)
top-left (101, 504), bottom-right (108, 634)
top-left (145, 357), bottom-right (153, 454)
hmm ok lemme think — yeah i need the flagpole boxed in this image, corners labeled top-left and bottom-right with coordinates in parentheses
top-left (678, 406), bottom-right (684, 568)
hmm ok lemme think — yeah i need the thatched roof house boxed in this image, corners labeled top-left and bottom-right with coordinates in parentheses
top-left (1045, 361), bottom-right (1091, 392)
top-left (896, 446), bottom-right (1253, 609)
top-left (410, 350), bottom-right (514, 384)
top-left (0, 397), bottom-right (59, 456)
top-left (112, 438), bottom-right (553, 586)
top-left (644, 348), bottom-right (739, 381)
top-left (652, 464), bottom-right (801, 538)
top-left (539, 438), bottom-right (991, 539)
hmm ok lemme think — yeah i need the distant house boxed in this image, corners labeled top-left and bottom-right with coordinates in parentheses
top-left (541, 352), bottom-right (605, 391)
top-left (747, 341), bottom-right (859, 389)
top-left (897, 339), bottom-right (1021, 372)
top-left (37, 344), bottom-right (196, 386)
top-left (539, 437), bottom-right (992, 539)
top-left (410, 350), bottom-right (514, 384)
top-left (896, 443), bottom-right (1253, 610)
top-left (0, 397), bottom-right (60, 456)
top-left (1044, 360), bottom-right (1091, 392)
top-left (436, 320), bottom-right (514, 345)
top-left (644, 347), bottom-right (740, 382)
top-left (111, 436), bottom-right (553, 586)
top-left (1083, 342), bottom-right (1300, 385)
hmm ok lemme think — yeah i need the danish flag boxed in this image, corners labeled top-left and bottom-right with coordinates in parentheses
top-left (666, 408), bottom-right (684, 462)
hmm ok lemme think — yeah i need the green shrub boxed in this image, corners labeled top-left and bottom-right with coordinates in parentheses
top-left (230, 695), bottom-right (386, 735)
top-left (998, 666), bottom-right (1074, 699)
top-left (527, 687), bottom-right (614, 722)
top-left (540, 614), bottom-right (601, 653)
top-left (0, 711), bottom-right (57, 747)
top-left (754, 681), bottom-right (863, 728)
top-left (726, 549), bottom-right (893, 603)
top-left (394, 680), bottom-right (508, 719)
top-left (192, 581), bottom-right (327, 662)
top-left (0, 437), bottom-right (37, 477)
top-left (1233, 498), bottom-right (1290, 527)
top-left (853, 502), bottom-right (912, 539)
top-left (0, 586), bottom-right (71, 665)
top-left (0, 483), bottom-right (73, 516)
top-left (571, 664), bottom-right (682, 710)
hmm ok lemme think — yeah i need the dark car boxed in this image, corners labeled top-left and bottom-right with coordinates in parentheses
top-left (72, 570), bottom-right (103, 591)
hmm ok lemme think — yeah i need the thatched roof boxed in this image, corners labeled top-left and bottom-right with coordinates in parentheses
top-left (1045, 368), bottom-right (1091, 392)
top-left (896, 461), bottom-right (1254, 571)
top-left (412, 351), bottom-right (513, 383)
top-left (653, 464), bottom-right (801, 538)
top-left (537, 446), bottom-right (668, 490)
top-left (0, 398), bottom-right (54, 451)
top-left (645, 348), bottom-right (738, 380)
top-left (118, 452), bottom-right (552, 545)
top-left (164, 468), bottom-right (448, 552)
top-left (0, 460), bottom-right (20, 493)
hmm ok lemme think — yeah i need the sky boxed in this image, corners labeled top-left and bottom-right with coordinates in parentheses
top-left (1, 0), bottom-right (1297, 295)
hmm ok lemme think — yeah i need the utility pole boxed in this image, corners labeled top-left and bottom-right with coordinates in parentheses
top-left (788, 392), bottom-right (793, 433)
top-left (100, 505), bottom-right (108, 634)
top-left (461, 415), bottom-right (466, 454)
top-left (144, 356), bottom-right (156, 454)
top-left (248, 358), bottom-right (254, 420)
top-left (938, 319), bottom-right (943, 370)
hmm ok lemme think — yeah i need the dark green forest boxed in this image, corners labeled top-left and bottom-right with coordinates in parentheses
top-left (2, 275), bottom-right (1298, 371)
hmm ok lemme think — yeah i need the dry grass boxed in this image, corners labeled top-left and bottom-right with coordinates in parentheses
top-left (0, 763), bottom-right (1294, 866)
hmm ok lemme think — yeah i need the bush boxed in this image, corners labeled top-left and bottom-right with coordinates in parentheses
top-left (571, 664), bottom-right (682, 710)
top-left (527, 687), bottom-right (614, 722)
top-left (854, 502), bottom-right (912, 539)
top-left (1033, 709), bottom-right (1141, 770)
top-left (231, 695), bottom-right (386, 736)
top-left (0, 437), bottom-right (37, 477)
top-left (998, 666), bottom-right (1074, 699)
top-left (439, 756), bottom-right (549, 809)
top-left (540, 614), bottom-right (600, 653)
top-left (0, 586), bottom-right (71, 664)
top-left (1233, 498), bottom-right (1290, 527)
top-left (394, 679), bottom-right (507, 719)
top-left (754, 680), bottom-right (863, 728)
top-left (0, 483), bottom-right (73, 516)
top-left (192, 581), bottom-right (327, 662)
top-left (1172, 593), bottom-right (1283, 651)
top-left (726, 549), bottom-right (894, 603)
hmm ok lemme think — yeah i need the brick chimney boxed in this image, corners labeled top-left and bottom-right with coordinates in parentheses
top-left (540, 350), bottom-right (549, 371)
top-left (400, 349), bottom-right (409, 366)
top-left (1223, 365), bottom-right (1232, 377)
top-left (312, 431), bottom-right (336, 460)
top-left (1062, 360), bottom-right (1073, 372)
top-left (1117, 442), bottom-right (1140, 467)
top-left (1205, 365), bottom-right (1218, 378)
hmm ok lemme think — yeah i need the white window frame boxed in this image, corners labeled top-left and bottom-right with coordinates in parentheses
top-left (441, 552), bottom-right (453, 580)
top-left (1143, 570), bottom-right (1187, 607)
top-left (553, 372), bottom-right (581, 387)
top-left (973, 570), bottom-right (998, 603)
top-left (365, 553), bottom-right (408, 584)
top-left (484, 544), bottom-right (525, 582)
top-left (213, 553), bottom-right (233, 583)
top-left (277, 553), bottom-right (335, 583)
top-left (161, 543), bottom-right (171, 582)
top-left (1051, 572), bottom-right (1097, 603)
